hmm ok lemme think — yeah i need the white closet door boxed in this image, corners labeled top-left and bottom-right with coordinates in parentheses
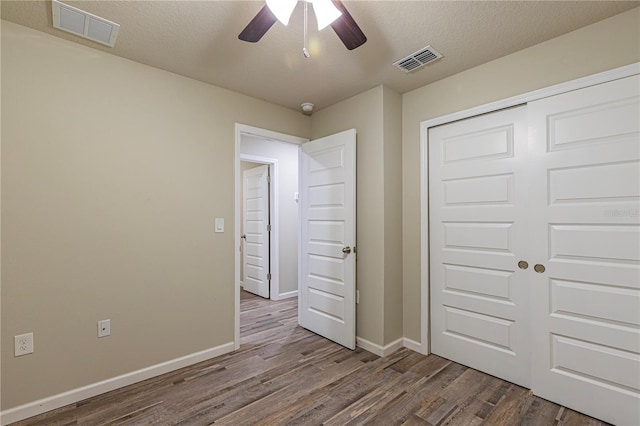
top-left (528, 75), bottom-right (640, 426)
top-left (429, 106), bottom-right (532, 387)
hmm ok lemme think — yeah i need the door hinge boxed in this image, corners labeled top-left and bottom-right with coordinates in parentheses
top-left (267, 273), bottom-right (272, 281)
top-left (267, 224), bottom-right (271, 232)
top-left (267, 175), bottom-right (271, 184)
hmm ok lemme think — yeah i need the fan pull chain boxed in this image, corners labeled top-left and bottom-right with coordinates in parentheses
top-left (303, 0), bottom-right (310, 58)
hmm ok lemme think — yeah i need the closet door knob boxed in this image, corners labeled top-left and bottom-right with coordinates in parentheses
top-left (518, 261), bottom-right (529, 270)
top-left (534, 264), bottom-right (546, 273)
top-left (342, 246), bottom-right (352, 254)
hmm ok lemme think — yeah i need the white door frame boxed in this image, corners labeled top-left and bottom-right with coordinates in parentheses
top-left (234, 124), bottom-right (308, 350)
top-left (418, 63), bottom-right (640, 355)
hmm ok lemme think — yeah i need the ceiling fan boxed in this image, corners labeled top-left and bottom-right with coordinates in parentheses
top-left (238, 0), bottom-right (367, 51)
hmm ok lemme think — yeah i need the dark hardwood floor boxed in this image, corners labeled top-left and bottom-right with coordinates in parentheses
top-left (11, 291), bottom-right (609, 425)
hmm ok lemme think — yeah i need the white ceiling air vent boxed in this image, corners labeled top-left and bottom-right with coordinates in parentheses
top-left (393, 45), bottom-right (443, 73)
top-left (52, 0), bottom-right (120, 47)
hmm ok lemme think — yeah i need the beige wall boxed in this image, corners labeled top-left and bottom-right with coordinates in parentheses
top-left (1, 20), bottom-right (309, 410)
top-left (382, 86), bottom-right (403, 344)
top-left (311, 85), bottom-right (404, 347)
top-left (401, 8), bottom-right (640, 342)
top-left (0, 10), bottom-right (3, 410)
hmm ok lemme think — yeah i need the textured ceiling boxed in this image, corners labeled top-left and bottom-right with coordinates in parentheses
top-left (2, 1), bottom-right (638, 112)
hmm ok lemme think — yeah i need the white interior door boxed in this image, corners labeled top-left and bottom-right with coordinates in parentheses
top-left (243, 164), bottom-right (270, 298)
top-left (299, 129), bottom-right (356, 349)
top-left (429, 106), bottom-right (532, 387)
top-left (528, 75), bottom-right (640, 426)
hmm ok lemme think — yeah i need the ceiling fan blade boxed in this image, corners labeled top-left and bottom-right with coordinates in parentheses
top-left (238, 5), bottom-right (277, 43)
top-left (330, 0), bottom-right (367, 50)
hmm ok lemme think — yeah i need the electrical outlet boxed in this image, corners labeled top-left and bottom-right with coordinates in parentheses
top-left (98, 319), bottom-right (111, 338)
top-left (15, 333), bottom-right (34, 357)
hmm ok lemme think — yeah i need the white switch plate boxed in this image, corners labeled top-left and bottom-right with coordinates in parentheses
top-left (215, 218), bottom-right (224, 233)
top-left (98, 319), bottom-right (111, 337)
top-left (15, 332), bottom-right (34, 357)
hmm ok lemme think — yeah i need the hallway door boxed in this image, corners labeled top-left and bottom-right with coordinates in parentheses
top-left (299, 129), bottom-right (357, 349)
top-left (243, 164), bottom-right (270, 298)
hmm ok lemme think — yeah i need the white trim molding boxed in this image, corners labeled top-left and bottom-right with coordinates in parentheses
top-left (418, 63), bottom-right (640, 358)
top-left (356, 337), bottom-right (404, 357)
top-left (403, 338), bottom-right (424, 354)
top-left (272, 289), bottom-right (298, 300)
top-left (236, 124), bottom-right (308, 147)
top-left (0, 342), bottom-right (234, 426)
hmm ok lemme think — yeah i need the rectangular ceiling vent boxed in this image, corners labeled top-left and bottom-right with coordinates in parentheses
top-left (393, 45), bottom-right (443, 73)
top-left (52, 0), bottom-right (120, 47)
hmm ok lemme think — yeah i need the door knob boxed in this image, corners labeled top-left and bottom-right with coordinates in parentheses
top-left (241, 234), bottom-right (247, 239)
top-left (342, 246), bottom-right (352, 254)
top-left (518, 260), bottom-right (529, 270)
top-left (534, 264), bottom-right (546, 273)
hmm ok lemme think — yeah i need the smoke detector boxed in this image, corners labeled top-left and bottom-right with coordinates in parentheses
top-left (301, 103), bottom-right (314, 116)
top-left (52, 0), bottom-right (120, 47)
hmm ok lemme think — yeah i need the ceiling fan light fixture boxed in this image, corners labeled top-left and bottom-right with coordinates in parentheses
top-left (266, 0), bottom-right (298, 25)
top-left (311, 0), bottom-right (342, 30)
top-left (239, 0), bottom-right (366, 50)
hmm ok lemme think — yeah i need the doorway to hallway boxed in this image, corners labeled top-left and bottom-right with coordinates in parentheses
top-left (234, 124), bottom-right (306, 350)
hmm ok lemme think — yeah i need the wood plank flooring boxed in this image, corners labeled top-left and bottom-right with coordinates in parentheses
top-left (11, 291), bottom-right (610, 425)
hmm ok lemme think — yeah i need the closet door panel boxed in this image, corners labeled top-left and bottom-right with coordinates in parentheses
top-left (429, 106), bottom-right (532, 388)
top-left (529, 75), bottom-right (640, 426)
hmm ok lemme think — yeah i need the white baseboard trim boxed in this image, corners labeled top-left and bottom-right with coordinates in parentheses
top-left (356, 336), bottom-right (404, 357)
top-left (403, 337), bottom-right (425, 354)
top-left (0, 341), bottom-right (235, 426)
top-left (271, 290), bottom-right (298, 300)
top-left (382, 338), bottom-right (404, 356)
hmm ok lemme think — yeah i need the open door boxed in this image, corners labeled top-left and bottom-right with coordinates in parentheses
top-left (299, 129), bottom-right (356, 349)
top-left (242, 164), bottom-right (270, 298)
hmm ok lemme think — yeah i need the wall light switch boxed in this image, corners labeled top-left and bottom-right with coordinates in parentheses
top-left (215, 218), bottom-right (224, 233)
